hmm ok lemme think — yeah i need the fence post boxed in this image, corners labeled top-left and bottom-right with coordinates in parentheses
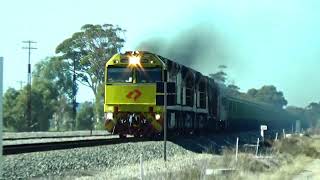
top-left (140, 153), bottom-right (144, 180)
top-left (255, 138), bottom-right (259, 157)
top-left (235, 137), bottom-right (239, 162)
top-left (275, 132), bottom-right (278, 141)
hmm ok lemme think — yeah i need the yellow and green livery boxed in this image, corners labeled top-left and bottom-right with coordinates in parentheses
top-left (104, 51), bottom-right (166, 137)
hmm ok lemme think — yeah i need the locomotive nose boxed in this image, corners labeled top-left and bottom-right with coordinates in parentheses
top-left (105, 84), bottom-right (156, 105)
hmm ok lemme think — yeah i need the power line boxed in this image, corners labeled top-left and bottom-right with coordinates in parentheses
top-left (22, 40), bottom-right (37, 131)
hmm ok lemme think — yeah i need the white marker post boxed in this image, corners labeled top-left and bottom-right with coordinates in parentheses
top-left (295, 120), bottom-right (301, 134)
top-left (235, 137), bottom-right (239, 162)
top-left (255, 138), bottom-right (260, 157)
top-left (205, 169), bottom-right (214, 175)
top-left (275, 132), bottom-right (278, 141)
top-left (260, 125), bottom-right (267, 142)
top-left (140, 153), bottom-right (144, 180)
top-left (283, 129), bottom-right (286, 139)
top-left (0, 57), bottom-right (3, 178)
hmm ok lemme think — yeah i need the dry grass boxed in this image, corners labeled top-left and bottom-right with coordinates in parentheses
top-left (78, 133), bottom-right (320, 180)
top-left (305, 128), bottom-right (320, 136)
top-left (77, 153), bottom-right (218, 180)
top-left (273, 135), bottom-right (320, 158)
top-left (149, 135), bottom-right (320, 180)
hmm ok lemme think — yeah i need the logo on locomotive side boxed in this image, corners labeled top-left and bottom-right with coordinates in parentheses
top-left (126, 89), bottom-right (142, 101)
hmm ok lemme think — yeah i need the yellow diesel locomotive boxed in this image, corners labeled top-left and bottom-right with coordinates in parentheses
top-left (104, 51), bottom-right (298, 138)
top-left (104, 51), bottom-right (173, 138)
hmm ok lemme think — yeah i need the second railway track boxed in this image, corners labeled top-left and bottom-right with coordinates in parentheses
top-left (3, 137), bottom-right (149, 155)
top-left (3, 134), bottom-right (111, 141)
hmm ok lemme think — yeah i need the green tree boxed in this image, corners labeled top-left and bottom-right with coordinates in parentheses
top-left (209, 65), bottom-right (242, 97)
top-left (55, 24), bottom-right (126, 123)
top-left (3, 82), bottom-right (58, 132)
top-left (246, 85), bottom-right (288, 108)
top-left (247, 88), bottom-right (258, 97)
top-left (226, 84), bottom-right (241, 96)
top-left (76, 102), bottom-right (94, 130)
top-left (209, 71), bottom-right (227, 83)
top-left (31, 79), bottom-right (59, 131)
top-left (4, 57), bottom-right (75, 132)
top-left (51, 96), bottom-right (73, 131)
top-left (209, 65), bottom-right (233, 84)
top-left (305, 102), bottom-right (320, 128)
top-left (286, 106), bottom-right (305, 118)
top-left (228, 84), bottom-right (240, 91)
top-left (3, 88), bottom-right (21, 131)
top-left (286, 106), bottom-right (308, 127)
top-left (33, 56), bottom-right (73, 100)
top-left (33, 57), bottom-right (74, 130)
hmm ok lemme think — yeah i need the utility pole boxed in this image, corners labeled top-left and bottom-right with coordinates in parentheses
top-left (72, 59), bottom-right (77, 130)
top-left (22, 40), bottom-right (37, 131)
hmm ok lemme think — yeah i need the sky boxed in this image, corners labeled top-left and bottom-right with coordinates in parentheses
top-left (0, 0), bottom-right (320, 107)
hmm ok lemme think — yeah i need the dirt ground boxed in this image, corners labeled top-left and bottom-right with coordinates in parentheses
top-left (293, 158), bottom-right (320, 180)
top-left (292, 135), bottom-right (320, 180)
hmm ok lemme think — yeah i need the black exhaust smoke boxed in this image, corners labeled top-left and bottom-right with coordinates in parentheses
top-left (136, 24), bottom-right (232, 73)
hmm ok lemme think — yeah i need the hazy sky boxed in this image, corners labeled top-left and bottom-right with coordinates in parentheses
top-left (1, 0), bottom-right (319, 107)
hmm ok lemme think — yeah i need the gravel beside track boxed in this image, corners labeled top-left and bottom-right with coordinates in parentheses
top-left (3, 141), bottom-right (191, 179)
top-left (3, 130), bottom-right (279, 179)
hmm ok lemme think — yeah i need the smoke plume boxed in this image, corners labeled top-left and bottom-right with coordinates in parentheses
top-left (136, 24), bottom-right (232, 74)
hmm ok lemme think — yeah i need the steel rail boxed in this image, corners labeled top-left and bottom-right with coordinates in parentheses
top-left (3, 134), bottom-right (111, 141)
top-left (3, 137), bottom-right (148, 155)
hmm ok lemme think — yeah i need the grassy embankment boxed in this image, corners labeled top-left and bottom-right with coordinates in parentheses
top-left (95, 133), bottom-right (320, 180)
top-left (150, 133), bottom-right (320, 180)
top-left (78, 130), bottom-right (320, 180)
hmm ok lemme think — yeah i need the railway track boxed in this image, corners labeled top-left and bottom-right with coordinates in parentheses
top-left (3, 137), bottom-right (148, 155)
top-left (3, 130), bottom-right (281, 156)
top-left (3, 134), bottom-right (111, 141)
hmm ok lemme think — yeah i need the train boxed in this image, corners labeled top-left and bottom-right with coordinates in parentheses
top-left (104, 51), bottom-right (298, 138)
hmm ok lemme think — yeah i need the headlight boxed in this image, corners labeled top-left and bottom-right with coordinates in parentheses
top-left (106, 112), bottom-right (113, 120)
top-left (155, 114), bottom-right (161, 120)
top-left (129, 56), bottom-right (140, 65)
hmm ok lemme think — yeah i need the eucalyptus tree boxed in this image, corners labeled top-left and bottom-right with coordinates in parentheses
top-left (247, 85), bottom-right (288, 108)
top-left (33, 57), bottom-right (74, 130)
top-left (56, 24), bottom-right (126, 123)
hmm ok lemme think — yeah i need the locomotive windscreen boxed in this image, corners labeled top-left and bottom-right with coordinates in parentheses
top-left (107, 67), bottom-right (133, 83)
top-left (136, 68), bottom-right (161, 83)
